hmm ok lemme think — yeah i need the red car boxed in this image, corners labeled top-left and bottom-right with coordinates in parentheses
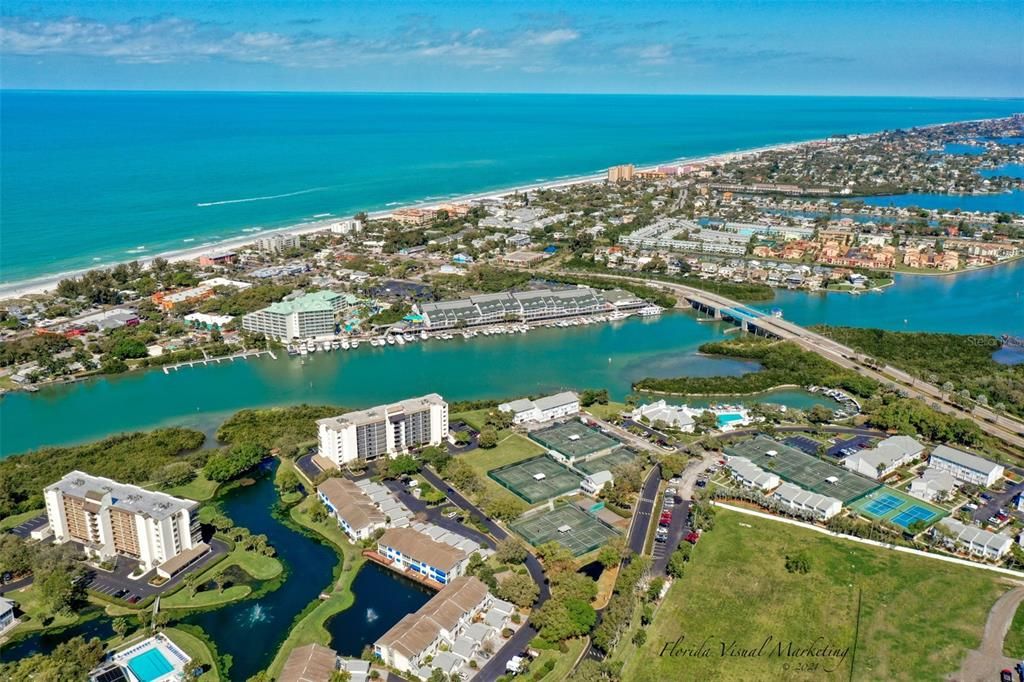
top-left (684, 531), bottom-right (700, 544)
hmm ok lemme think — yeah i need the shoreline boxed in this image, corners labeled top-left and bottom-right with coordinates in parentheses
top-left (1, 114), bottom-right (1008, 300)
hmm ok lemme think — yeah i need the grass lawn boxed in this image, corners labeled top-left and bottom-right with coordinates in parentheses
top-left (3, 586), bottom-right (80, 637)
top-left (622, 509), bottom-right (1010, 682)
top-left (264, 495), bottom-right (366, 679)
top-left (583, 401), bottom-right (629, 421)
top-left (160, 546), bottom-right (282, 609)
top-left (164, 472), bottom-right (221, 501)
top-left (0, 508), bottom-right (43, 532)
top-left (531, 637), bottom-right (586, 681)
top-left (451, 408), bottom-right (503, 433)
top-left (461, 433), bottom-right (547, 507)
top-left (164, 626), bottom-right (221, 681)
top-left (1005, 603), bottom-right (1024, 658)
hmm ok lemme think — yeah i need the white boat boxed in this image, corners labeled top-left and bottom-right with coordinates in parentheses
top-left (342, 339), bottom-right (350, 350)
top-left (332, 341), bottom-right (340, 350)
top-left (286, 345), bottom-right (299, 356)
top-left (322, 342), bottom-right (332, 352)
top-left (307, 342), bottom-right (317, 353)
top-left (403, 333), bottom-right (414, 342)
top-left (387, 336), bottom-right (396, 345)
top-left (299, 346), bottom-right (309, 356)
top-left (351, 340), bottom-right (360, 349)
top-left (396, 336), bottom-right (406, 345)
top-left (420, 331), bottom-right (429, 340)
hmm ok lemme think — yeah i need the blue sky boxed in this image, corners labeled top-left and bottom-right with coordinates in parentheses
top-left (1, 0), bottom-right (1021, 96)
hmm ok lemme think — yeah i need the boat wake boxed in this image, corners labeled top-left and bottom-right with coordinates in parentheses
top-left (196, 187), bottom-right (324, 207)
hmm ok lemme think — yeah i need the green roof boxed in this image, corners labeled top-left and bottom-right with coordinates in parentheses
top-left (265, 290), bottom-right (342, 315)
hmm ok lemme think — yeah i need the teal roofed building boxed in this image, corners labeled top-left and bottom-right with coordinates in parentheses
top-left (242, 290), bottom-right (345, 340)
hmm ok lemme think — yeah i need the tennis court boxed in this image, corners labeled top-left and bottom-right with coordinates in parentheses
top-left (489, 455), bottom-right (584, 504)
top-left (725, 436), bottom-right (879, 504)
top-left (849, 487), bottom-right (945, 529)
top-left (511, 504), bottom-right (621, 556)
top-left (575, 446), bottom-right (638, 475)
top-left (530, 420), bottom-right (620, 460)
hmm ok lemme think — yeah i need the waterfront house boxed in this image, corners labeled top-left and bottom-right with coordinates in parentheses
top-left (629, 400), bottom-right (696, 432)
top-left (928, 445), bottom-right (1004, 487)
top-left (377, 526), bottom-right (473, 586)
top-left (317, 478), bottom-right (386, 541)
top-left (374, 576), bottom-right (495, 679)
top-left (0, 597), bottom-right (17, 635)
top-left (909, 467), bottom-right (958, 502)
top-left (499, 391), bottom-right (580, 425)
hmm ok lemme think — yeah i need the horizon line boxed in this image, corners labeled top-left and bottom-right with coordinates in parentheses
top-left (2, 87), bottom-right (1023, 100)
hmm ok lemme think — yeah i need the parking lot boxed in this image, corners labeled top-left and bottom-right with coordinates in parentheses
top-left (652, 485), bottom-right (691, 573)
top-left (7, 514), bottom-right (48, 539)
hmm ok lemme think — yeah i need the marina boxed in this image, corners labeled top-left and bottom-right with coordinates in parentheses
top-left (162, 348), bottom-right (277, 374)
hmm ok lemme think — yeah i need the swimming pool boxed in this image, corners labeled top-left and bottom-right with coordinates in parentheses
top-left (717, 413), bottom-right (745, 427)
top-left (127, 648), bottom-right (174, 682)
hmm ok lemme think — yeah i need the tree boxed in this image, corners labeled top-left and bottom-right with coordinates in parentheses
top-left (658, 453), bottom-right (688, 479)
top-left (112, 617), bottom-right (129, 639)
top-left (551, 572), bottom-right (598, 603)
top-left (420, 445), bottom-right (452, 473)
top-left (204, 443), bottom-right (268, 482)
top-left (496, 572), bottom-right (539, 608)
top-left (807, 405), bottom-right (835, 424)
top-left (494, 538), bottom-right (528, 565)
top-left (153, 461), bottom-right (196, 488)
top-left (478, 426), bottom-right (498, 449)
top-left (385, 455), bottom-right (421, 479)
top-left (329, 670), bottom-right (352, 682)
top-left (580, 388), bottom-right (610, 407)
top-left (536, 541), bottom-right (575, 577)
top-left (276, 468), bottom-right (301, 494)
top-left (632, 629), bottom-right (647, 647)
top-left (694, 411), bottom-right (719, 433)
top-left (646, 576), bottom-right (665, 602)
top-left (784, 552), bottom-right (811, 574)
top-left (597, 536), bottom-right (625, 568)
top-left (482, 494), bottom-right (526, 522)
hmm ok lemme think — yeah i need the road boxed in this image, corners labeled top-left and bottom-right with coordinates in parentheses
top-left (569, 272), bottom-right (1024, 451)
top-left (627, 467), bottom-right (661, 556)
top-left (418, 467), bottom-right (549, 682)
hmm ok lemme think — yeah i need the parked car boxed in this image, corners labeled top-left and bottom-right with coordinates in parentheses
top-left (127, 595), bottom-right (140, 604)
top-left (981, 492), bottom-right (994, 501)
top-left (696, 479), bottom-right (708, 488)
top-left (684, 531), bottom-right (700, 544)
top-left (113, 588), bottom-right (128, 599)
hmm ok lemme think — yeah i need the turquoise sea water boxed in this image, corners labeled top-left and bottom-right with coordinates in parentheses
top-left (2, 91), bottom-right (1022, 283)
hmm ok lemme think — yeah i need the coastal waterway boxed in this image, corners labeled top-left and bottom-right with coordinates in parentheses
top-left (2, 260), bottom-right (1022, 457)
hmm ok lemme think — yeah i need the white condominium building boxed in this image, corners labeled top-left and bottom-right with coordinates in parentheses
top-left (499, 391), bottom-right (580, 425)
top-left (318, 394), bottom-right (448, 466)
top-left (44, 471), bottom-right (202, 572)
top-left (255, 232), bottom-right (301, 253)
top-left (242, 290), bottom-right (345, 340)
top-left (928, 444), bottom-right (1004, 488)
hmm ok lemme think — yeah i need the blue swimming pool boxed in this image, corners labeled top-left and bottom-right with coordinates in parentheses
top-left (127, 648), bottom-right (174, 682)
top-left (717, 413), bottom-right (745, 427)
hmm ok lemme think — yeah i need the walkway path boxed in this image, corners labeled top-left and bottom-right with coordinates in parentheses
top-left (953, 586), bottom-right (1024, 681)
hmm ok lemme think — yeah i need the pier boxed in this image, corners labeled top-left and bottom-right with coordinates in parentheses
top-left (162, 348), bottom-right (276, 374)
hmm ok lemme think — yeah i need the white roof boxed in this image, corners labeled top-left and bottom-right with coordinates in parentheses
top-left (931, 445), bottom-right (1003, 476)
top-left (940, 517), bottom-right (1012, 553)
top-left (773, 482), bottom-right (841, 514)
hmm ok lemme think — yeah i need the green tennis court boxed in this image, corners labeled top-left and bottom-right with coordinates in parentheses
top-left (530, 420), bottom-right (620, 460)
top-left (511, 504), bottom-right (621, 556)
top-left (725, 436), bottom-right (879, 504)
top-left (574, 446), bottom-right (639, 475)
top-left (489, 455), bottom-right (584, 504)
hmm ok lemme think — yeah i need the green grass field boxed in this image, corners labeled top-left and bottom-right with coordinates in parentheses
top-left (160, 546), bottom-right (282, 609)
top-left (164, 472), bottom-right (221, 501)
top-left (1005, 604), bottom-right (1024, 658)
top-left (0, 508), bottom-right (43, 532)
top-left (622, 509), bottom-right (1010, 682)
top-left (2, 586), bottom-right (81, 637)
top-left (164, 627), bottom-right (221, 681)
top-left (461, 433), bottom-right (547, 506)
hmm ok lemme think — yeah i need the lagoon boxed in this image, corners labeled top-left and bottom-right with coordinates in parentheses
top-left (860, 190), bottom-right (1024, 213)
top-left (2, 260), bottom-right (1023, 457)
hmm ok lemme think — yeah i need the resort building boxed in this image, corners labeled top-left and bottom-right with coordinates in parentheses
top-left (255, 232), bottom-right (301, 253)
top-left (938, 518), bottom-right (1013, 560)
top-left (242, 290), bottom-right (346, 341)
top-left (772, 482), bottom-right (842, 521)
top-left (928, 445), bottom-right (1004, 487)
top-left (909, 467), bottom-right (958, 502)
top-left (197, 251), bottom-right (237, 266)
top-left (629, 400), bottom-right (696, 432)
top-left (499, 391), bottom-right (580, 424)
top-left (725, 456), bottom-right (781, 491)
top-left (414, 287), bottom-right (606, 330)
top-left (44, 471), bottom-right (206, 573)
top-left (374, 576), bottom-right (497, 679)
top-left (151, 284), bottom-right (215, 312)
top-left (0, 597), bottom-right (17, 635)
top-left (316, 478), bottom-right (386, 541)
top-left (316, 394), bottom-right (448, 467)
top-left (607, 164), bottom-right (635, 182)
top-left (842, 435), bottom-right (925, 480)
top-left (376, 526), bottom-right (474, 586)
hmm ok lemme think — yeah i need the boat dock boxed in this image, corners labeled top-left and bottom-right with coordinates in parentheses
top-left (162, 348), bottom-right (276, 374)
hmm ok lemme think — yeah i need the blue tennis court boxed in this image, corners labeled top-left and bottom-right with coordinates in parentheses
top-left (892, 505), bottom-right (940, 528)
top-left (127, 649), bottom-right (174, 682)
top-left (862, 493), bottom-right (903, 516)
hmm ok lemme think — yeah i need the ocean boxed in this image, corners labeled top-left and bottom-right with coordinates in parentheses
top-left (2, 91), bottom-right (1022, 284)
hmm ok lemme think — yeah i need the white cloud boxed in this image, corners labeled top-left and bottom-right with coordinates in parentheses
top-left (525, 28), bottom-right (580, 46)
top-left (620, 43), bottom-right (673, 65)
